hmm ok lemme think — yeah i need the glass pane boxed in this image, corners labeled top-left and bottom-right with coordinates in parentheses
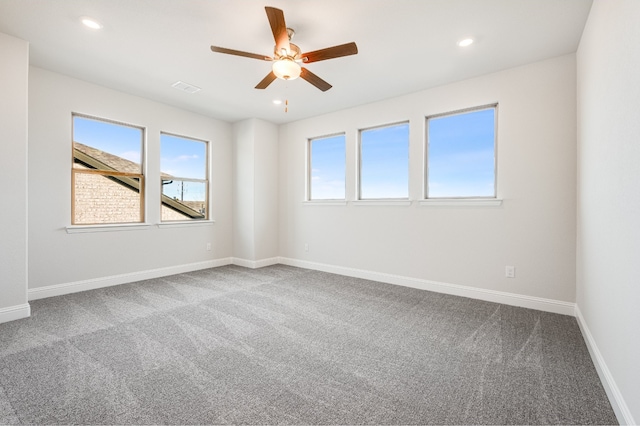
top-left (310, 134), bottom-right (346, 200)
top-left (74, 173), bottom-right (141, 224)
top-left (160, 134), bottom-right (207, 180)
top-left (360, 123), bottom-right (409, 199)
top-left (73, 116), bottom-right (142, 173)
top-left (161, 180), bottom-right (207, 221)
top-left (428, 108), bottom-right (495, 198)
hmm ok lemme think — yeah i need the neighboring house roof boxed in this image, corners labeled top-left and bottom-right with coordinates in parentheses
top-left (74, 142), bottom-right (141, 174)
top-left (73, 142), bottom-right (204, 219)
top-left (74, 142), bottom-right (172, 179)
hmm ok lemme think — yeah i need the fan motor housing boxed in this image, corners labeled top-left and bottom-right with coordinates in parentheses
top-left (275, 43), bottom-right (301, 60)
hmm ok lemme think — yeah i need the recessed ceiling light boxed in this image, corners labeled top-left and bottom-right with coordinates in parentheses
top-left (272, 100), bottom-right (282, 105)
top-left (171, 81), bottom-right (201, 94)
top-left (81, 17), bottom-right (103, 30)
top-left (457, 38), bottom-right (474, 47)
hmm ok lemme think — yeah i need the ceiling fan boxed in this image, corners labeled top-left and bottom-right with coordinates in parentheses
top-left (210, 6), bottom-right (358, 92)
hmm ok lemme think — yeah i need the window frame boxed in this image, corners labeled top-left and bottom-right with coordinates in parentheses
top-left (358, 120), bottom-right (410, 200)
top-left (159, 131), bottom-right (210, 222)
top-left (71, 113), bottom-right (146, 225)
top-left (424, 104), bottom-right (498, 200)
top-left (306, 132), bottom-right (347, 202)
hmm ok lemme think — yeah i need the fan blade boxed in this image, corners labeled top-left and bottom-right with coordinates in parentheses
top-left (265, 7), bottom-right (290, 55)
top-left (300, 68), bottom-right (332, 92)
top-left (255, 71), bottom-right (277, 89)
top-left (301, 42), bottom-right (358, 64)
top-left (210, 46), bottom-right (271, 61)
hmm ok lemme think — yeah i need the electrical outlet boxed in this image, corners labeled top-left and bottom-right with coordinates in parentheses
top-left (206, 243), bottom-right (211, 251)
top-left (304, 243), bottom-right (309, 252)
top-left (505, 266), bottom-right (515, 278)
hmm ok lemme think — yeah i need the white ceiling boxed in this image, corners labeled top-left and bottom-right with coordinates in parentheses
top-left (0, 0), bottom-right (593, 124)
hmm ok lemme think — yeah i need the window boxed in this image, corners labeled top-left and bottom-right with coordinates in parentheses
top-left (308, 134), bottom-right (346, 200)
top-left (426, 105), bottom-right (497, 198)
top-left (359, 122), bottom-right (409, 199)
top-left (72, 114), bottom-right (144, 225)
top-left (160, 133), bottom-right (209, 221)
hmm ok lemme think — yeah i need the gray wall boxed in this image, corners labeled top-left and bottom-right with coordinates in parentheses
top-left (576, 0), bottom-right (640, 423)
top-left (27, 67), bottom-right (233, 290)
top-left (0, 33), bottom-right (29, 321)
top-left (279, 54), bottom-right (577, 303)
top-left (232, 118), bottom-right (279, 265)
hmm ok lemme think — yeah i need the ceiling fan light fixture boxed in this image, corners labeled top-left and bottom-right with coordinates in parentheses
top-left (209, 7), bottom-right (357, 91)
top-left (272, 59), bottom-right (301, 80)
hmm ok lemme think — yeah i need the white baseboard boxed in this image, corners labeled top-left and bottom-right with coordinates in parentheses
top-left (575, 305), bottom-right (635, 426)
top-left (27, 256), bottom-right (282, 301)
top-left (278, 257), bottom-right (575, 316)
top-left (232, 257), bottom-right (280, 269)
top-left (25, 254), bottom-right (575, 316)
top-left (26, 255), bottom-right (575, 316)
top-left (28, 257), bottom-right (233, 301)
top-left (0, 303), bottom-right (31, 324)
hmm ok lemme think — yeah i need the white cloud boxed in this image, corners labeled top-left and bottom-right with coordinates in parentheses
top-left (311, 177), bottom-right (346, 199)
top-left (161, 154), bottom-right (198, 164)
top-left (176, 154), bottom-right (198, 161)
top-left (120, 151), bottom-right (140, 163)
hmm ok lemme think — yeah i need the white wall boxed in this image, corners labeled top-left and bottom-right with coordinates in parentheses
top-left (28, 67), bottom-right (233, 291)
top-left (232, 120), bottom-right (256, 261)
top-left (232, 118), bottom-right (279, 264)
top-left (253, 120), bottom-right (279, 261)
top-left (0, 33), bottom-right (29, 321)
top-left (576, 1), bottom-right (640, 423)
top-left (279, 54), bottom-right (577, 304)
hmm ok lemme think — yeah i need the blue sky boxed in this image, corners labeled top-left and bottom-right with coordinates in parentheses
top-left (160, 133), bottom-right (207, 202)
top-left (310, 134), bottom-right (346, 200)
top-left (73, 117), bottom-right (207, 202)
top-left (309, 112), bottom-right (494, 200)
top-left (73, 116), bottom-right (142, 169)
top-left (360, 123), bottom-right (410, 199)
top-left (161, 180), bottom-right (206, 202)
top-left (76, 109), bottom-right (495, 203)
top-left (427, 108), bottom-right (495, 198)
top-left (160, 133), bottom-right (206, 180)
top-left (310, 124), bottom-right (411, 200)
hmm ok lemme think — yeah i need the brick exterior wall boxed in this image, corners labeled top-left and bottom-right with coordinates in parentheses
top-left (161, 205), bottom-right (192, 221)
top-left (73, 167), bottom-right (199, 224)
top-left (161, 200), bottom-right (206, 221)
top-left (73, 171), bottom-right (142, 224)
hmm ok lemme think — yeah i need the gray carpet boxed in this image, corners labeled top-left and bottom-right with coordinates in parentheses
top-left (0, 265), bottom-right (617, 425)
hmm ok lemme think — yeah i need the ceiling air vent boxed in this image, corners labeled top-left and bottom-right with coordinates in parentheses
top-left (171, 81), bottom-right (201, 94)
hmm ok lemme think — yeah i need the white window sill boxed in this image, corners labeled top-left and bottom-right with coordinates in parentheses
top-left (418, 198), bottom-right (503, 207)
top-left (66, 219), bottom-right (216, 233)
top-left (303, 200), bottom-right (347, 206)
top-left (157, 220), bottom-right (215, 228)
top-left (351, 200), bottom-right (412, 206)
top-left (66, 223), bottom-right (152, 234)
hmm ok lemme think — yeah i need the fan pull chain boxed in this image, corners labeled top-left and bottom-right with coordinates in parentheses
top-left (285, 99), bottom-right (288, 113)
